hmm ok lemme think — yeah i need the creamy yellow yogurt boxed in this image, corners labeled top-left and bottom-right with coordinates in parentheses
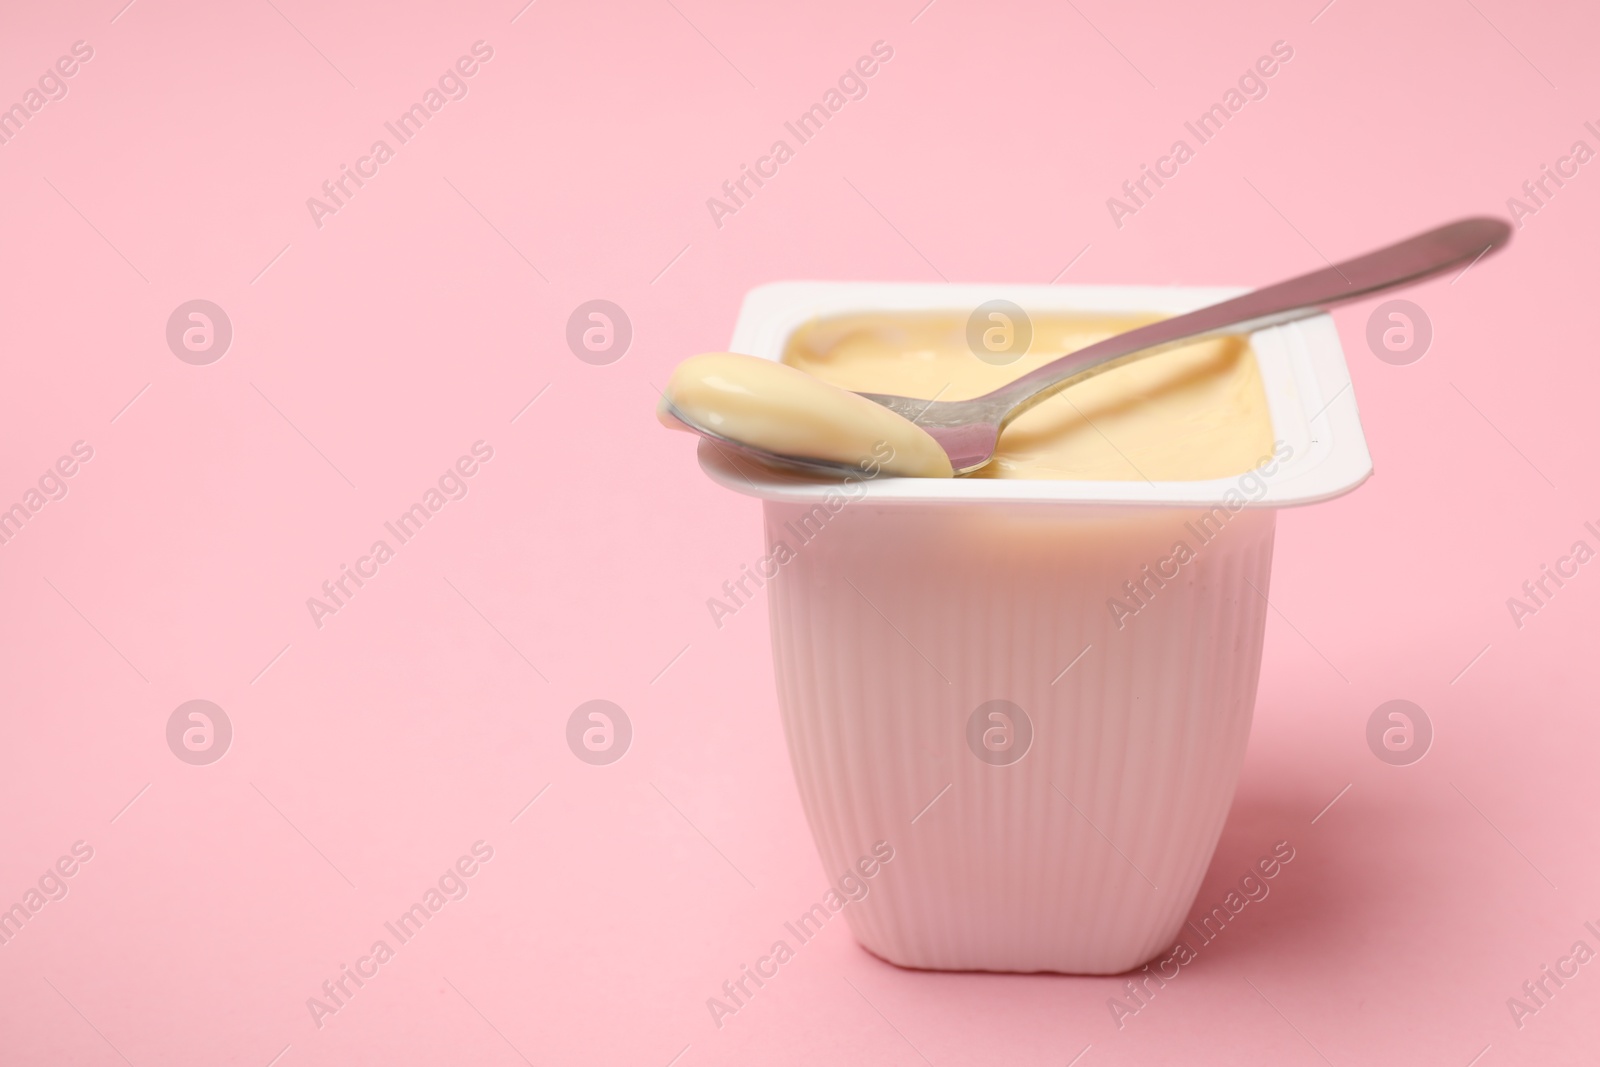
top-left (783, 313), bottom-right (1274, 481)
top-left (661, 312), bottom-right (1275, 481)
top-left (659, 352), bottom-right (954, 478)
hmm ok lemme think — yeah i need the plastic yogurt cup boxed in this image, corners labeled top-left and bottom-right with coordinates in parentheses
top-left (697, 281), bottom-right (1371, 974)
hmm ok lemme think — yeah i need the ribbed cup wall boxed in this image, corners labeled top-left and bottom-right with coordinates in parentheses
top-left (763, 500), bottom-right (1275, 975)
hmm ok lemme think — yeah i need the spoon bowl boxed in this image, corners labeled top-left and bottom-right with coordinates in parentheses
top-left (659, 402), bottom-right (879, 479)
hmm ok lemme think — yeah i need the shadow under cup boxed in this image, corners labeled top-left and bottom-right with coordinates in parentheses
top-left (763, 499), bottom-right (1275, 974)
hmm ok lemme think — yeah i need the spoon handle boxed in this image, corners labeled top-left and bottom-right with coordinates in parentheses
top-left (987, 216), bottom-right (1512, 419)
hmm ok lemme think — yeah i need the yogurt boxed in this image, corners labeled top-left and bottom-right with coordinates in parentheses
top-left (783, 312), bottom-right (1273, 480)
top-left (659, 352), bottom-right (953, 477)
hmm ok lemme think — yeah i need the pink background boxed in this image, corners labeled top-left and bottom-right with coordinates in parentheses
top-left (1, 0), bottom-right (1596, 1063)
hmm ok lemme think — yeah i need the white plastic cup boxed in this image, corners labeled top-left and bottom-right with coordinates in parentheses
top-left (701, 282), bottom-right (1370, 973)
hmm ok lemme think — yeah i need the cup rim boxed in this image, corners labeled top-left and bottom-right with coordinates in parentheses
top-left (697, 280), bottom-right (1373, 508)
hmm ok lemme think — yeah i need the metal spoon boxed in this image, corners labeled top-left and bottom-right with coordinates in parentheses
top-left (671, 216), bottom-right (1511, 477)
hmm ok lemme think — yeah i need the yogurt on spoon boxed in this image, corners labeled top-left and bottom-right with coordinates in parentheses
top-left (657, 352), bottom-right (955, 478)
